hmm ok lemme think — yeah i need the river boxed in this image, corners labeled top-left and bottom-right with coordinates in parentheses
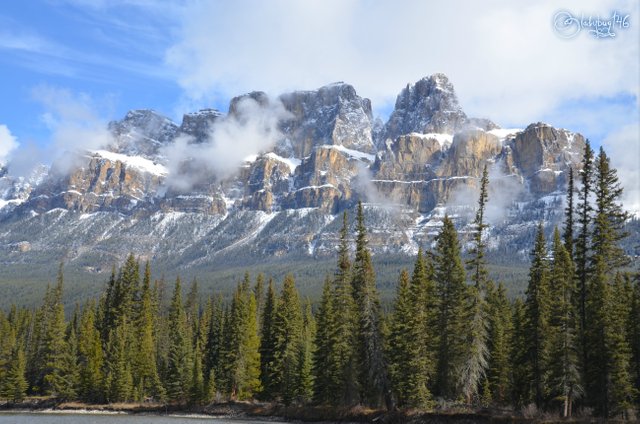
top-left (0, 412), bottom-right (283, 424)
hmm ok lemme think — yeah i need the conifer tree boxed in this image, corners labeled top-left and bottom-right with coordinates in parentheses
top-left (331, 211), bottom-right (358, 405)
top-left (5, 343), bottom-right (28, 402)
top-left (387, 269), bottom-right (412, 406)
top-left (259, 279), bottom-right (278, 399)
top-left (298, 299), bottom-right (316, 403)
top-left (548, 228), bottom-right (580, 417)
top-left (485, 282), bottom-right (512, 404)
top-left (575, 141), bottom-right (594, 375)
top-left (272, 274), bottom-right (304, 405)
top-left (630, 275), bottom-right (640, 401)
top-left (406, 249), bottom-right (435, 407)
top-left (104, 323), bottom-right (133, 402)
top-left (204, 295), bottom-right (224, 392)
top-left (133, 262), bottom-right (164, 401)
top-left (236, 292), bottom-right (261, 400)
top-left (77, 301), bottom-right (104, 402)
top-left (523, 223), bottom-right (551, 407)
top-left (166, 277), bottom-right (192, 403)
top-left (563, 167), bottom-right (576, 258)
top-left (254, 273), bottom-right (265, 327)
top-left (190, 339), bottom-right (206, 405)
top-left (312, 276), bottom-right (334, 404)
top-left (351, 202), bottom-right (391, 408)
top-left (461, 165), bottom-right (490, 404)
top-left (433, 216), bottom-right (468, 400)
top-left (510, 298), bottom-right (529, 407)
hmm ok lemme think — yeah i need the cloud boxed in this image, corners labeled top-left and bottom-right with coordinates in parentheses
top-left (9, 86), bottom-right (115, 177)
top-left (160, 95), bottom-right (291, 192)
top-left (0, 125), bottom-right (19, 164)
top-left (603, 123), bottom-right (640, 214)
top-left (165, 0), bottom-right (639, 131)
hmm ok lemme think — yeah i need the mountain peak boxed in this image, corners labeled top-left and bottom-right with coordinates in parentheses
top-left (382, 74), bottom-right (466, 141)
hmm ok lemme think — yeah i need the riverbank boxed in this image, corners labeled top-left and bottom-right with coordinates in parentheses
top-left (0, 398), bottom-right (627, 423)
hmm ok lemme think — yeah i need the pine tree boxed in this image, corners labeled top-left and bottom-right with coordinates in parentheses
top-left (584, 147), bottom-right (633, 417)
top-left (254, 273), bottom-right (265, 327)
top-left (42, 267), bottom-right (75, 398)
top-left (461, 165), bottom-right (490, 405)
top-left (190, 339), bottom-right (206, 405)
top-left (6, 343), bottom-right (28, 402)
top-left (406, 249), bottom-right (435, 407)
top-left (331, 211), bottom-right (358, 405)
top-left (133, 262), bottom-right (164, 401)
top-left (563, 167), bottom-right (576, 258)
top-left (606, 273), bottom-right (635, 418)
top-left (204, 295), bottom-right (224, 393)
top-left (387, 269), bottom-right (412, 406)
top-left (433, 216), bottom-right (468, 400)
top-left (575, 141), bottom-right (594, 377)
top-left (272, 274), bottom-right (304, 405)
top-left (104, 323), bottom-right (133, 402)
top-left (630, 275), bottom-right (640, 402)
top-left (312, 276), bottom-right (334, 404)
top-left (485, 282), bottom-right (512, 405)
top-left (523, 223), bottom-right (551, 408)
top-left (237, 292), bottom-right (262, 400)
top-left (298, 299), bottom-right (316, 403)
top-left (166, 277), bottom-right (192, 403)
top-left (510, 298), bottom-right (529, 407)
top-left (259, 279), bottom-right (278, 399)
top-left (77, 301), bottom-right (104, 403)
top-left (547, 228), bottom-right (581, 417)
top-left (351, 202), bottom-right (391, 409)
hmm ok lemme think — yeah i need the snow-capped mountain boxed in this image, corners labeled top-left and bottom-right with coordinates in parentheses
top-left (0, 74), bottom-right (633, 282)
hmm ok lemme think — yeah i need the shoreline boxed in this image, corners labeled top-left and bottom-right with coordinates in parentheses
top-left (0, 399), bottom-right (617, 423)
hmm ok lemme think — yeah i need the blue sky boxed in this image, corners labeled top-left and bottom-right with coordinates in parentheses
top-left (0, 0), bottom-right (638, 208)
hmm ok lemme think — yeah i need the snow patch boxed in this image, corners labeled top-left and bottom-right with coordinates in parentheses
top-left (323, 145), bottom-right (375, 162)
top-left (264, 152), bottom-right (301, 173)
top-left (91, 150), bottom-right (168, 176)
top-left (408, 132), bottom-right (453, 148)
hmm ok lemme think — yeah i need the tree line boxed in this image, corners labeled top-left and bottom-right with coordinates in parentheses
top-left (0, 142), bottom-right (638, 419)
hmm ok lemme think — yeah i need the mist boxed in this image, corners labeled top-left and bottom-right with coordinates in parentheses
top-left (0, 125), bottom-right (19, 165)
top-left (445, 162), bottom-right (524, 226)
top-left (9, 86), bottom-right (114, 178)
top-left (160, 95), bottom-right (291, 192)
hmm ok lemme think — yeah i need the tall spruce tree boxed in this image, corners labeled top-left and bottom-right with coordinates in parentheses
top-left (166, 277), bottom-right (192, 403)
top-left (548, 228), bottom-right (581, 417)
top-left (630, 275), bottom-right (640, 401)
top-left (563, 167), bottom-right (576, 258)
top-left (523, 223), bottom-right (551, 408)
top-left (351, 202), bottom-right (391, 409)
top-left (259, 279), bottom-right (278, 399)
top-left (575, 141), bottom-right (594, 377)
top-left (387, 269), bottom-right (412, 406)
top-left (433, 216), bottom-right (468, 400)
top-left (331, 211), bottom-right (358, 405)
top-left (77, 301), bottom-right (104, 402)
top-left (312, 276), bottom-right (335, 404)
top-left (461, 165), bottom-right (490, 404)
top-left (298, 299), bottom-right (316, 403)
top-left (133, 262), bottom-right (164, 401)
top-left (272, 274), bottom-right (304, 405)
top-left (485, 282), bottom-right (512, 404)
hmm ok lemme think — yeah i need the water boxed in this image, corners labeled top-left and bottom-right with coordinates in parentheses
top-left (0, 412), bottom-right (281, 424)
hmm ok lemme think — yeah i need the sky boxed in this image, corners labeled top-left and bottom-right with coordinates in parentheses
top-left (0, 0), bottom-right (638, 207)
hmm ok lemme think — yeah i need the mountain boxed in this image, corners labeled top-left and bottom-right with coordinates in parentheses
top-left (0, 74), bottom-right (636, 302)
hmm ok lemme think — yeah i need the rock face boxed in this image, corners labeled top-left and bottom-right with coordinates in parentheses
top-left (108, 109), bottom-right (178, 156)
top-left (0, 74), bottom-right (597, 275)
top-left (178, 109), bottom-right (223, 142)
top-left (278, 83), bottom-right (375, 157)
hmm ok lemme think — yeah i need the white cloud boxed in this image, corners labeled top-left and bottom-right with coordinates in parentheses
top-left (0, 125), bottom-right (19, 164)
top-left (165, 0), bottom-right (639, 129)
top-left (603, 123), bottom-right (640, 214)
top-left (10, 86), bottom-right (115, 176)
top-left (160, 95), bottom-right (291, 192)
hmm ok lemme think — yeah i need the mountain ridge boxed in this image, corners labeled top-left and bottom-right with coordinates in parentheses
top-left (0, 73), bottom-right (636, 296)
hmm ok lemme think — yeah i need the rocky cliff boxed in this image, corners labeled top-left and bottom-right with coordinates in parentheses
top-left (0, 74), bottom-right (604, 281)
